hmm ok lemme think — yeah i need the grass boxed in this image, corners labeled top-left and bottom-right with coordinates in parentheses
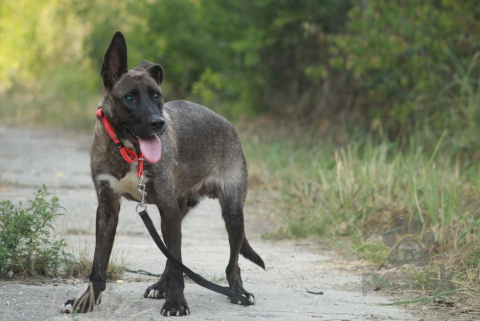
top-left (63, 245), bottom-right (127, 281)
top-left (241, 121), bottom-right (480, 309)
top-left (62, 219), bottom-right (127, 281)
top-left (380, 287), bottom-right (479, 306)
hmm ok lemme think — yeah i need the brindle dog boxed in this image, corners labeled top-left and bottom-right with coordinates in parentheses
top-left (62, 32), bottom-right (264, 317)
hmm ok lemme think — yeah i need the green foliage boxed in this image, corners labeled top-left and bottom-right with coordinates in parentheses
top-left (330, 0), bottom-right (480, 135)
top-left (3, 0), bottom-right (479, 141)
top-left (1, 0), bottom-right (480, 137)
top-left (0, 0), bottom-right (91, 87)
top-left (0, 0), bottom-right (352, 120)
top-left (0, 186), bottom-right (68, 277)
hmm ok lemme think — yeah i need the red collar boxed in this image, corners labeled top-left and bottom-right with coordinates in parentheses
top-left (96, 107), bottom-right (144, 177)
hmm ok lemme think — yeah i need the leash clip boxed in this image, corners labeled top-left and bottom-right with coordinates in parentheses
top-left (136, 175), bottom-right (147, 213)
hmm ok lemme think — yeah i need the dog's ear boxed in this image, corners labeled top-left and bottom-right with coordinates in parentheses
top-left (138, 60), bottom-right (164, 85)
top-left (148, 64), bottom-right (164, 85)
top-left (101, 31), bottom-right (128, 90)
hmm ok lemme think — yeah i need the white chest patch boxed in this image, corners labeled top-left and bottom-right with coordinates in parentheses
top-left (96, 164), bottom-right (148, 201)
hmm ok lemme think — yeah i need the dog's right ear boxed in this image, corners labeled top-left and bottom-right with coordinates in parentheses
top-left (101, 31), bottom-right (128, 90)
top-left (138, 60), bottom-right (164, 85)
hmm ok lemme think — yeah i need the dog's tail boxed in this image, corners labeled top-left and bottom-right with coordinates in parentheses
top-left (240, 237), bottom-right (265, 270)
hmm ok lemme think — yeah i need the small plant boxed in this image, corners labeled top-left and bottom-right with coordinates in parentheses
top-left (64, 251), bottom-right (126, 281)
top-left (0, 185), bottom-right (68, 277)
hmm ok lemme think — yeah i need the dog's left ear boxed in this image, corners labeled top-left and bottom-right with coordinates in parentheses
top-left (101, 31), bottom-right (128, 90)
top-left (138, 60), bottom-right (164, 85)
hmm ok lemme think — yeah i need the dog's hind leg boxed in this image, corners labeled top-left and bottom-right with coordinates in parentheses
top-left (63, 184), bottom-right (120, 313)
top-left (219, 185), bottom-right (256, 305)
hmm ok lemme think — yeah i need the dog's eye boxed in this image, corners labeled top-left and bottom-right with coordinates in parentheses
top-left (124, 94), bottom-right (133, 102)
top-left (153, 92), bottom-right (160, 100)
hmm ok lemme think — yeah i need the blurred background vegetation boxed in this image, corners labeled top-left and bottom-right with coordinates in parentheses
top-left (1, 0), bottom-right (479, 301)
top-left (2, 0), bottom-right (479, 137)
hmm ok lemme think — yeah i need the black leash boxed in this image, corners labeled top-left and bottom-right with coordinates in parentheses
top-left (137, 209), bottom-right (250, 306)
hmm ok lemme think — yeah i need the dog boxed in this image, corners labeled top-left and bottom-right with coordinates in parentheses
top-left (62, 31), bottom-right (265, 316)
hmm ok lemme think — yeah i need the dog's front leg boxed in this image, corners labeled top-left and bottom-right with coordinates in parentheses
top-left (63, 185), bottom-right (120, 313)
top-left (158, 199), bottom-right (190, 316)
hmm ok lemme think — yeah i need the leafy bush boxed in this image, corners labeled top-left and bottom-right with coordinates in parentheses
top-left (0, 0), bottom-right (353, 120)
top-left (0, 186), bottom-right (68, 277)
top-left (330, 0), bottom-right (480, 135)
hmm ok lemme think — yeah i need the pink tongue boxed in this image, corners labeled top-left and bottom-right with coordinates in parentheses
top-left (138, 135), bottom-right (162, 163)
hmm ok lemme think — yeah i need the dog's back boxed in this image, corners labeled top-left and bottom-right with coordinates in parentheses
top-left (164, 100), bottom-right (248, 205)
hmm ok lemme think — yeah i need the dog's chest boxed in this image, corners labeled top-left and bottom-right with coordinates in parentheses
top-left (96, 164), bottom-right (149, 201)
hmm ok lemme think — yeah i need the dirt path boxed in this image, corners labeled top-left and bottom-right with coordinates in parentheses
top-left (0, 125), bottom-right (417, 320)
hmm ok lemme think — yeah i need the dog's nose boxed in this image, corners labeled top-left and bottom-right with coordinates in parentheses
top-left (149, 115), bottom-right (165, 131)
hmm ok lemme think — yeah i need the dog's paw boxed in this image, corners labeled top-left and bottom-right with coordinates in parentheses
top-left (144, 280), bottom-right (166, 299)
top-left (226, 275), bottom-right (255, 305)
top-left (61, 297), bottom-right (99, 314)
top-left (228, 291), bottom-right (255, 305)
top-left (161, 298), bottom-right (190, 317)
top-left (61, 291), bottom-right (101, 314)
top-left (61, 299), bottom-right (95, 314)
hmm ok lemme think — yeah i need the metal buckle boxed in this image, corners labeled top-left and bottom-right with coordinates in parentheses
top-left (136, 175), bottom-right (147, 213)
top-left (136, 203), bottom-right (147, 214)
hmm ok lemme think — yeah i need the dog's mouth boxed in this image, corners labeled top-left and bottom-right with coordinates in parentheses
top-left (124, 128), bottom-right (163, 164)
top-left (125, 128), bottom-right (138, 143)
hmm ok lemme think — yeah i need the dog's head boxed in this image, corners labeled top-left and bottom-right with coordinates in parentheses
top-left (100, 31), bottom-right (164, 163)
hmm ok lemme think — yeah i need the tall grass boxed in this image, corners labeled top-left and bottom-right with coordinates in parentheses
top-left (240, 59), bottom-right (480, 295)
top-left (242, 125), bottom-right (480, 293)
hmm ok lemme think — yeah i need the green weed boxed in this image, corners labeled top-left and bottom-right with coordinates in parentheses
top-left (0, 186), bottom-right (126, 281)
top-left (0, 186), bottom-right (67, 277)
